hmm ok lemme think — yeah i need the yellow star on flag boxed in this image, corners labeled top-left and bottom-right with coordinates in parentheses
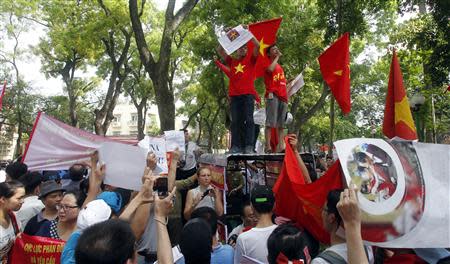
top-left (234, 63), bottom-right (245, 74)
top-left (259, 37), bottom-right (270, 56)
top-left (394, 96), bottom-right (416, 130)
top-left (333, 70), bottom-right (343, 76)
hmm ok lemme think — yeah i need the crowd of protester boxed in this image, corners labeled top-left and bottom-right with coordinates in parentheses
top-left (1, 133), bottom-right (449, 264)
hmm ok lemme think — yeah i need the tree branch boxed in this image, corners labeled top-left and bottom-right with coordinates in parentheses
top-left (183, 102), bottom-right (206, 130)
top-left (172, 0), bottom-right (199, 32)
top-left (129, 0), bottom-right (156, 73)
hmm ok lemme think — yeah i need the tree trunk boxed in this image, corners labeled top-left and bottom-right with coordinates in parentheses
top-left (129, 0), bottom-right (199, 132)
top-left (152, 75), bottom-right (175, 132)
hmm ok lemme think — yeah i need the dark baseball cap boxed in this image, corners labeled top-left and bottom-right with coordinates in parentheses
top-left (251, 185), bottom-right (275, 205)
top-left (39, 180), bottom-right (65, 199)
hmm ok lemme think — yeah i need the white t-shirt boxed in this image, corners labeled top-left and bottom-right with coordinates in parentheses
top-left (311, 243), bottom-right (374, 264)
top-left (0, 217), bottom-right (20, 260)
top-left (16, 196), bottom-right (44, 230)
top-left (228, 224), bottom-right (244, 239)
top-left (180, 141), bottom-right (199, 171)
top-left (234, 225), bottom-right (277, 264)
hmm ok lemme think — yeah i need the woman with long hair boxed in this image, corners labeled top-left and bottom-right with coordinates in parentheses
top-left (35, 191), bottom-right (85, 241)
top-left (0, 180), bottom-right (25, 263)
top-left (184, 167), bottom-right (223, 220)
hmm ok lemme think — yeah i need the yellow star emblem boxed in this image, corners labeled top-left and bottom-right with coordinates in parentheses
top-left (334, 70), bottom-right (343, 76)
top-left (394, 96), bottom-right (416, 130)
top-left (259, 37), bottom-right (270, 56)
top-left (234, 63), bottom-right (245, 74)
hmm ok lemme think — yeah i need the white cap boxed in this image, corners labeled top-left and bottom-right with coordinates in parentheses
top-left (77, 199), bottom-right (111, 231)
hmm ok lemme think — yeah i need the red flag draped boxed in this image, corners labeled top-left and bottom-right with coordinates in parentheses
top-left (248, 18), bottom-right (282, 77)
top-left (382, 50), bottom-right (418, 140)
top-left (273, 138), bottom-right (344, 243)
top-left (318, 32), bottom-right (351, 114)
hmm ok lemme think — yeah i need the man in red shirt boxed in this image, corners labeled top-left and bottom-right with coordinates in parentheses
top-left (264, 44), bottom-right (288, 152)
top-left (216, 28), bottom-right (260, 154)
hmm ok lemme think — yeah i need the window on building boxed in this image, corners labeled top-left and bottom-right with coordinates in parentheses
top-left (131, 114), bottom-right (138, 122)
top-left (113, 115), bottom-right (121, 123)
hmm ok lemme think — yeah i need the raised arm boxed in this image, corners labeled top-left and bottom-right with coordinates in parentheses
top-left (82, 151), bottom-right (105, 208)
top-left (266, 52), bottom-right (281, 73)
top-left (155, 187), bottom-right (177, 264)
top-left (337, 186), bottom-right (368, 264)
top-left (216, 45), bottom-right (228, 61)
top-left (167, 149), bottom-right (180, 191)
top-left (120, 174), bottom-right (158, 240)
top-left (287, 134), bottom-right (312, 184)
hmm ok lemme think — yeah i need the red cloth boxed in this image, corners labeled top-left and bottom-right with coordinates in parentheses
top-left (270, 128), bottom-right (278, 152)
top-left (248, 17), bottom-right (282, 78)
top-left (382, 50), bottom-right (418, 140)
top-left (264, 64), bottom-right (288, 102)
top-left (318, 32), bottom-right (351, 114)
top-left (273, 137), bottom-right (344, 243)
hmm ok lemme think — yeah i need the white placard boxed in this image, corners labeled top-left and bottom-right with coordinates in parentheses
top-left (287, 72), bottom-right (305, 98)
top-left (99, 142), bottom-right (147, 191)
top-left (218, 25), bottom-right (254, 55)
top-left (334, 138), bottom-right (450, 248)
top-left (164, 130), bottom-right (185, 152)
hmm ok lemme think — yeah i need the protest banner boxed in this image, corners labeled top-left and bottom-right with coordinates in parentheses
top-left (218, 25), bottom-right (254, 55)
top-left (164, 130), bottom-right (185, 152)
top-left (138, 136), bottom-right (169, 174)
top-left (334, 138), bottom-right (450, 247)
top-left (22, 112), bottom-right (127, 171)
top-left (9, 233), bottom-right (65, 264)
top-left (99, 142), bottom-right (148, 191)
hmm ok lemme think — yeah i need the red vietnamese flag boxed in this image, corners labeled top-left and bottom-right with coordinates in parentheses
top-left (382, 50), bottom-right (418, 140)
top-left (0, 81), bottom-right (6, 111)
top-left (318, 32), bottom-right (351, 114)
top-left (248, 17), bottom-right (282, 77)
top-left (273, 137), bottom-right (343, 244)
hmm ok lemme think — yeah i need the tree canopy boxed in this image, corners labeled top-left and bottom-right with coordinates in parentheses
top-left (0, 0), bottom-right (448, 157)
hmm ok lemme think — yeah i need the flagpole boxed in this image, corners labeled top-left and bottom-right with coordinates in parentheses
top-left (329, 0), bottom-right (342, 156)
top-left (329, 97), bottom-right (335, 156)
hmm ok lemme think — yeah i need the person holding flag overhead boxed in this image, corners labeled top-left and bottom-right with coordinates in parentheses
top-left (216, 25), bottom-right (260, 154)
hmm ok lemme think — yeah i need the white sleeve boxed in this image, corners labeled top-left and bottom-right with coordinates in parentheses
top-left (233, 236), bottom-right (245, 264)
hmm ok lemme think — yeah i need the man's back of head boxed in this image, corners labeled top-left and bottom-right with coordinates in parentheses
top-left (68, 164), bottom-right (87, 181)
top-left (18, 171), bottom-right (42, 195)
top-left (191, 206), bottom-right (218, 235)
top-left (75, 219), bottom-right (136, 264)
top-left (5, 161), bottom-right (28, 181)
top-left (251, 185), bottom-right (275, 215)
top-left (180, 218), bottom-right (212, 264)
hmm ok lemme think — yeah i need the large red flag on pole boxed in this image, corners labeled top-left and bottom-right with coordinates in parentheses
top-left (0, 81), bottom-right (6, 111)
top-left (273, 137), bottom-right (343, 243)
top-left (248, 17), bottom-right (282, 77)
top-left (382, 50), bottom-right (418, 140)
top-left (318, 32), bottom-right (351, 114)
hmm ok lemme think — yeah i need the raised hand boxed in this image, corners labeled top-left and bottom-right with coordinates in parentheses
top-left (154, 186), bottom-right (177, 219)
top-left (147, 152), bottom-right (157, 171)
top-left (337, 185), bottom-right (361, 227)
